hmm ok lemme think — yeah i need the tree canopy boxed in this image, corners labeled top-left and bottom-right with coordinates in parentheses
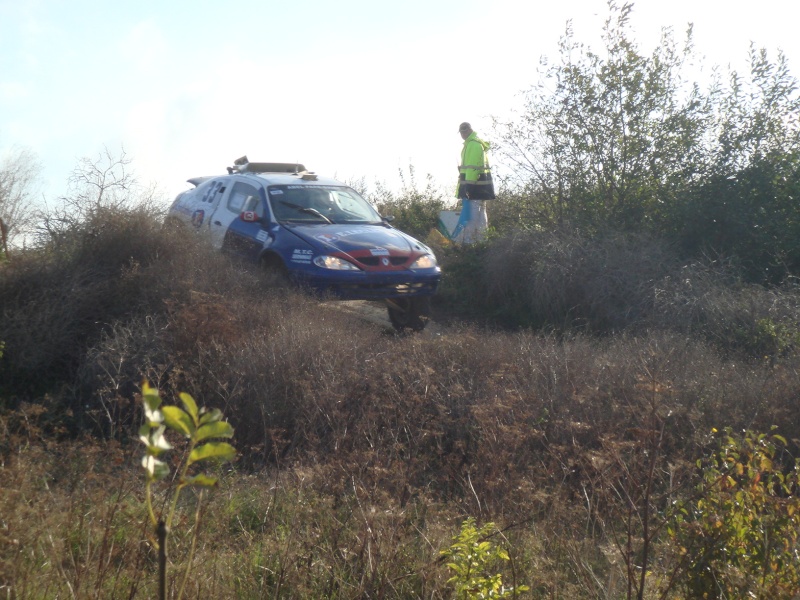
top-left (494, 1), bottom-right (800, 282)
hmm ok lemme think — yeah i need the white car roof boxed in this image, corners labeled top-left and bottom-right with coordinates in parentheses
top-left (187, 159), bottom-right (345, 188)
top-left (249, 172), bottom-right (344, 187)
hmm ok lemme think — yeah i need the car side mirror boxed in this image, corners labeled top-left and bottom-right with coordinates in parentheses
top-left (240, 211), bottom-right (260, 223)
top-left (382, 215), bottom-right (395, 223)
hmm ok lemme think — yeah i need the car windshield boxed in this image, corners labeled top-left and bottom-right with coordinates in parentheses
top-left (267, 185), bottom-right (382, 224)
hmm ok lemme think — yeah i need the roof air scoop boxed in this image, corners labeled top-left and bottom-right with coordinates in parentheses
top-left (227, 156), bottom-right (307, 175)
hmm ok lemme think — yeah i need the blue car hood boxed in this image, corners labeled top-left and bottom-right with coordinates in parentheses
top-left (286, 223), bottom-right (425, 255)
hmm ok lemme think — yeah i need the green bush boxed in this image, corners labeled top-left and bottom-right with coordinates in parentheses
top-left (362, 166), bottom-right (451, 240)
top-left (494, 2), bottom-right (800, 282)
top-left (670, 428), bottom-right (800, 599)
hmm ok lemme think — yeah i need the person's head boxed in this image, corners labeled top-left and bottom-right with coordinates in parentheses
top-left (458, 122), bottom-right (473, 140)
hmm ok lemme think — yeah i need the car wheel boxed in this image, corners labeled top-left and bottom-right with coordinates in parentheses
top-left (260, 255), bottom-right (289, 290)
top-left (386, 297), bottom-right (431, 332)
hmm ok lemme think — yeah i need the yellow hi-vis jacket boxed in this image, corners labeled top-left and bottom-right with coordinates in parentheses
top-left (456, 132), bottom-right (495, 199)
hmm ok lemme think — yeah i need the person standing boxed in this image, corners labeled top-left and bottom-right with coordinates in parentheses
top-left (452, 122), bottom-right (495, 243)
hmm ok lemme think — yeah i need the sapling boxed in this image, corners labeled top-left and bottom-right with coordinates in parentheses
top-left (440, 517), bottom-right (529, 599)
top-left (138, 381), bottom-right (236, 600)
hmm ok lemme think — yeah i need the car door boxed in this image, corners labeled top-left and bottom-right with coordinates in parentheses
top-left (223, 187), bottom-right (271, 261)
top-left (208, 179), bottom-right (258, 250)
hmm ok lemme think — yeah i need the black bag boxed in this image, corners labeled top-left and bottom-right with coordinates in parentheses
top-left (458, 172), bottom-right (496, 200)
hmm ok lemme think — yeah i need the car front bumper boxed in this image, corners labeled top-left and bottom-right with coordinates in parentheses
top-left (293, 268), bottom-right (441, 300)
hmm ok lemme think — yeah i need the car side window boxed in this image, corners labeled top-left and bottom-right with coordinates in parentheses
top-left (244, 193), bottom-right (265, 218)
top-left (227, 182), bottom-right (259, 214)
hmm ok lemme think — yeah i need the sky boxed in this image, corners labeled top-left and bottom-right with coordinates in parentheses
top-left (1, 0), bottom-right (798, 207)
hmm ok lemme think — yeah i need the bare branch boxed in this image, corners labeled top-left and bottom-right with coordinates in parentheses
top-left (0, 146), bottom-right (42, 246)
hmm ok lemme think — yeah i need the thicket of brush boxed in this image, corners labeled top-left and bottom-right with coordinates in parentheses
top-left (2, 204), bottom-right (800, 598)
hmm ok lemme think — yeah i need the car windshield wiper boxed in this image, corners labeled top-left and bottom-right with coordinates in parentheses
top-left (300, 207), bottom-right (335, 224)
top-left (279, 201), bottom-right (335, 224)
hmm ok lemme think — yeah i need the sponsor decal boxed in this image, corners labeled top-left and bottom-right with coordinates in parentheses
top-left (291, 249), bottom-right (313, 263)
top-left (269, 189), bottom-right (284, 195)
top-left (381, 257), bottom-right (390, 266)
top-left (315, 229), bottom-right (375, 242)
top-left (335, 228), bottom-right (372, 237)
top-left (370, 247), bottom-right (390, 256)
top-left (256, 230), bottom-right (269, 242)
top-left (191, 209), bottom-right (205, 227)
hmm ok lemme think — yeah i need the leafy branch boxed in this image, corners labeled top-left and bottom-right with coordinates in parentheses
top-left (440, 517), bottom-right (529, 599)
top-left (138, 381), bottom-right (236, 600)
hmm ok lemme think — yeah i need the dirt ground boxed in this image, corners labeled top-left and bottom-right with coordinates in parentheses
top-left (328, 299), bottom-right (444, 337)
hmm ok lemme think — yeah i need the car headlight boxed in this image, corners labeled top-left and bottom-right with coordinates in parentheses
top-left (313, 255), bottom-right (361, 270)
top-left (409, 254), bottom-right (437, 269)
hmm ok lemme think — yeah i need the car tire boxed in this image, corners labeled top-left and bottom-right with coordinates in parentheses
top-left (260, 255), bottom-right (289, 290)
top-left (386, 297), bottom-right (430, 332)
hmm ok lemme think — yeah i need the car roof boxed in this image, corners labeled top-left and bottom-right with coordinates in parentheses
top-left (249, 172), bottom-right (344, 186)
top-left (187, 172), bottom-right (345, 188)
top-left (187, 158), bottom-right (345, 188)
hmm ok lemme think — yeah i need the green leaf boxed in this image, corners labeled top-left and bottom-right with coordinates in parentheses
top-left (142, 381), bottom-right (162, 412)
top-left (180, 392), bottom-right (199, 424)
top-left (162, 405), bottom-right (195, 437)
top-left (183, 474), bottom-right (219, 488)
top-left (195, 421), bottom-right (234, 443)
top-left (199, 408), bottom-right (223, 425)
top-left (188, 441), bottom-right (236, 465)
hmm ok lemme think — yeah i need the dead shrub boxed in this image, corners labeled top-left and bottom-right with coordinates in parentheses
top-left (482, 229), bottom-right (677, 330)
top-left (651, 260), bottom-right (800, 357)
top-left (0, 206), bottom-right (183, 394)
top-left (76, 315), bottom-right (170, 439)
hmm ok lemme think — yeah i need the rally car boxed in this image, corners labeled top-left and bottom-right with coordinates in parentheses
top-left (166, 157), bottom-right (441, 331)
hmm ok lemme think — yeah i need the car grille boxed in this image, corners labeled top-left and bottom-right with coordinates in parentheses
top-left (355, 256), bottom-right (409, 267)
